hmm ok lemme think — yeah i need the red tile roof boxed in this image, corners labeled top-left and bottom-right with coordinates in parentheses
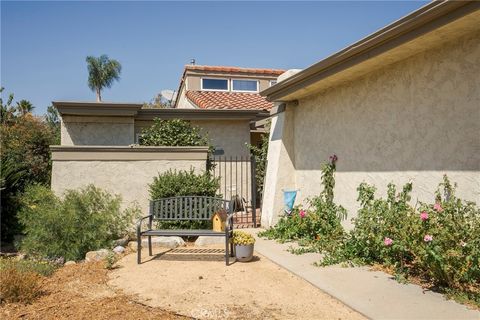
top-left (185, 91), bottom-right (274, 111)
top-left (185, 65), bottom-right (285, 76)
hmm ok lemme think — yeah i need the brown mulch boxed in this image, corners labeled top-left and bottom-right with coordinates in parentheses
top-left (0, 262), bottom-right (190, 320)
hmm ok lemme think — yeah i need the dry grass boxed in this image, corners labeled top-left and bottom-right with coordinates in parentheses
top-left (0, 267), bottom-right (43, 304)
top-left (0, 261), bottom-right (188, 320)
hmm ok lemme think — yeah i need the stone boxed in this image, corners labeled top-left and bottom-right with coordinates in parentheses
top-left (113, 246), bottom-right (125, 254)
top-left (195, 236), bottom-right (225, 246)
top-left (113, 237), bottom-right (129, 247)
top-left (64, 261), bottom-right (76, 266)
top-left (128, 241), bottom-right (138, 252)
top-left (85, 249), bottom-right (110, 262)
top-left (141, 237), bottom-right (185, 249)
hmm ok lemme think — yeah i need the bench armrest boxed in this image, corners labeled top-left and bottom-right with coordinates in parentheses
top-left (136, 215), bottom-right (153, 235)
top-left (225, 212), bottom-right (235, 230)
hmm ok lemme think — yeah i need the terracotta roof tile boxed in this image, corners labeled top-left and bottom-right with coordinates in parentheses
top-left (185, 65), bottom-right (285, 76)
top-left (185, 91), bottom-right (273, 111)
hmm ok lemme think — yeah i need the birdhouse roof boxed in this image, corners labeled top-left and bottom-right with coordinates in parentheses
top-left (211, 209), bottom-right (228, 221)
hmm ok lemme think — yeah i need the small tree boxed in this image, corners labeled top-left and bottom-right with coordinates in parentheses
top-left (86, 55), bottom-right (121, 102)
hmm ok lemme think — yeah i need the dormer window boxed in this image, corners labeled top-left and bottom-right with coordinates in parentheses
top-left (201, 78), bottom-right (229, 91)
top-left (232, 79), bottom-right (258, 92)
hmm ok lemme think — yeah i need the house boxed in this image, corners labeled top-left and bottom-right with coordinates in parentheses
top-left (173, 64), bottom-right (285, 148)
top-left (50, 66), bottom-right (284, 219)
top-left (260, 1), bottom-right (480, 228)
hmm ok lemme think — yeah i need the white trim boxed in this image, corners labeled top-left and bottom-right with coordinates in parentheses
top-left (269, 80), bottom-right (277, 87)
top-left (201, 77), bottom-right (229, 92)
top-left (231, 79), bottom-right (259, 93)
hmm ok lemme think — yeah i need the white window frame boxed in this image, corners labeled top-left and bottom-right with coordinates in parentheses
top-left (201, 77), bottom-right (229, 92)
top-left (231, 78), bottom-right (259, 93)
top-left (269, 80), bottom-right (277, 87)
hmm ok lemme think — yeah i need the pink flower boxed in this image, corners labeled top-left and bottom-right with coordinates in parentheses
top-left (420, 211), bottom-right (429, 221)
top-left (424, 235), bottom-right (433, 242)
top-left (384, 237), bottom-right (393, 246)
top-left (299, 210), bottom-right (306, 218)
top-left (433, 203), bottom-right (443, 212)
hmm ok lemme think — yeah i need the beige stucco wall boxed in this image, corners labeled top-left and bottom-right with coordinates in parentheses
top-left (191, 120), bottom-right (251, 157)
top-left (51, 158), bottom-right (206, 214)
top-left (61, 116), bottom-right (134, 146)
top-left (266, 30), bottom-right (480, 229)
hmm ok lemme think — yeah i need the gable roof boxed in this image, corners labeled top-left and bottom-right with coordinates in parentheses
top-left (185, 91), bottom-right (273, 111)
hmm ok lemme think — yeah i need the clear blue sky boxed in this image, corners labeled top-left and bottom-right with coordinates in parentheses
top-left (1, 1), bottom-right (427, 115)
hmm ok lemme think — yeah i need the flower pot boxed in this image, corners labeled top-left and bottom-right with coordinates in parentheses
top-left (235, 244), bottom-right (254, 262)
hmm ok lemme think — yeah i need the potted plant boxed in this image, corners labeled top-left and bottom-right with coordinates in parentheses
top-left (231, 230), bottom-right (255, 262)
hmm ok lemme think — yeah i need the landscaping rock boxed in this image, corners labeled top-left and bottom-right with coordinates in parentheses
top-left (85, 249), bottom-right (110, 262)
top-left (128, 241), bottom-right (138, 252)
top-left (141, 237), bottom-right (185, 249)
top-left (195, 236), bottom-right (224, 246)
top-left (64, 261), bottom-right (76, 266)
top-left (113, 237), bottom-right (129, 247)
top-left (113, 246), bottom-right (125, 254)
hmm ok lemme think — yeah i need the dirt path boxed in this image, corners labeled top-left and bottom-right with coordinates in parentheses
top-left (0, 262), bottom-right (188, 320)
top-left (109, 246), bottom-right (365, 320)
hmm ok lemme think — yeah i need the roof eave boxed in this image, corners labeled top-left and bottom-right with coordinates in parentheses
top-left (261, 0), bottom-right (479, 102)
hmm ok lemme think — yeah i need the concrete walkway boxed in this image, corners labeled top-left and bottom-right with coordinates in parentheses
top-left (246, 228), bottom-right (480, 320)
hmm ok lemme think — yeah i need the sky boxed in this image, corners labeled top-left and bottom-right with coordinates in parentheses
top-left (1, 1), bottom-right (427, 115)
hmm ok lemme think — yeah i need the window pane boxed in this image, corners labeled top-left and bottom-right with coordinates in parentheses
top-left (232, 80), bottom-right (258, 92)
top-left (202, 78), bottom-right (228, 90)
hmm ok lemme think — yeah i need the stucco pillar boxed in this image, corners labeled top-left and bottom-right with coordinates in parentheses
top-left (261, 104), bottom-right (296, 227)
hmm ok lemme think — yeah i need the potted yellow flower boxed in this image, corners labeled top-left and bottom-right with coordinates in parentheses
top-left (231, 230), bottom-right (255, 262)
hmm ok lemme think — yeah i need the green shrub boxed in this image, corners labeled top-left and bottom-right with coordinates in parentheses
top-left (18, 184), bottom-right (140, 261)
top-left (149, 169), bottom-right (220, 229)
top-left (259, 155), bottom-right (346, 247)
top-left (139, 118), bottom-right (211, 148)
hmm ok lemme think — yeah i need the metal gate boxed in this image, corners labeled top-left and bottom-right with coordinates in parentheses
top-left (210, 155), bottom-right (260, 228)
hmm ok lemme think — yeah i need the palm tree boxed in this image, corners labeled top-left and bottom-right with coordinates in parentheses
top-left (86, 55), bottom-right (121, 102)
top-left (16, 99), bottom-right (34, 116)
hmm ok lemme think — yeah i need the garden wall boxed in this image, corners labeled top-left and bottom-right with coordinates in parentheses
top-left (50, 146), bottom-right (209, 214)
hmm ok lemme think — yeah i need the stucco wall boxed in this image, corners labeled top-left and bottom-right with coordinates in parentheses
top-left (270, 30), bottom-right (480, 228)
top-left (61, 116), bottom-right (134, 146)
top-left (191, 120), bottom-right (251, 157)
top-left (51, 150), bottom-right (207, 214)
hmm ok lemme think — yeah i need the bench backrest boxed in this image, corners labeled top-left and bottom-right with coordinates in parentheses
top-left (150, 196), bottom-right (231, 221)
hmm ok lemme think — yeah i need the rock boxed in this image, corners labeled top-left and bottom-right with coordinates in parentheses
top-left (15, 253), bottom-right (27, 261)
top-left (64, 261), bottom-right (76, 266)
top-left (141, 237), bottom-right (185, 249)
top-left (85, 249), bottom-right (110, 262)
top-left (113, 237), bottom-right (129, 247)
top-left (195, 236), bottom-right (225, 246)
top-left (128, 241), bottom-right (138, 252)
top-left (113, 246), bottom-right (125, 254)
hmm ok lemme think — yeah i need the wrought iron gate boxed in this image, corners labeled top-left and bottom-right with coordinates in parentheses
top-left (210, 155), bottom-right (260, 227)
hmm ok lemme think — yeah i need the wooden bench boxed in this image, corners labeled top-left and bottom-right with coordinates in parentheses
top-left (136, 196), bottom-right (234, 265)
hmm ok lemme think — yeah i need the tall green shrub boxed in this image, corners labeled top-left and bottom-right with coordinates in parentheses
top-left (18, 185), bottom-right (140, 261)
top-left (149, 169), bottom-right (220, 229)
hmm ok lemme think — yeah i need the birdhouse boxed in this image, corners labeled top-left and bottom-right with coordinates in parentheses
top-left (211, 210), bottom-right (227, 232)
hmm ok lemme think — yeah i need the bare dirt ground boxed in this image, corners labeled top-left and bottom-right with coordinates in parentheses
top-left (0, 261), bottom-right (188, 320)
top-left (109, 246), bottom-right (366, 320)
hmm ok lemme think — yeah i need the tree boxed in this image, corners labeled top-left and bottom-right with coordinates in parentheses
top-left (46, 105), bottom-right (61, 144)
top-left (86, 55), bottom-right (121, 102)
top-left (1, 87), bottom-right (15, 124)
top-left (16, 99), bottom-right (34, 115)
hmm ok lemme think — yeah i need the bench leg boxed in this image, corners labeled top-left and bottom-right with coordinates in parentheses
top-left (137, 235), bottom-right (142, 264)
top-left (230, 241), bottom-right (234, 257)
top-left (225, 235), bottom-right (229, 266)
top-left (148, 236), bottom-right (152, 256)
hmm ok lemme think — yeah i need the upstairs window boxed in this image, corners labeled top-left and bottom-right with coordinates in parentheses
top-left (269, 80), bottom-right (277, 87)
top-left (232, 79), bottom-right (258, 92)
top-left (201, 78), bottom-right (229, 91)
